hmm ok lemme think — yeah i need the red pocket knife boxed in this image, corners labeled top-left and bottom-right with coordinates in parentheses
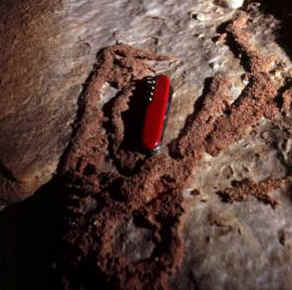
top-left (141, 74), bottom-right (172, 154)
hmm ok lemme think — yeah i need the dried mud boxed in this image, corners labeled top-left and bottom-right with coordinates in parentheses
top-left (217, 177), bottom-right (288, 208)
top-left (55, 12), bottom-right (291, 290)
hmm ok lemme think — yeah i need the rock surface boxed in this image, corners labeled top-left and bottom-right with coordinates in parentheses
top-left (0, 0), bottom-right (83, 202)
top-left (2, 0), bottom-right (292, 290)
top-left (0, 0), bottom-right (243, 203)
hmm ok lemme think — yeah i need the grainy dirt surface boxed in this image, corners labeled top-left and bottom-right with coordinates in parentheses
top-left (2, 0), bottom-right (292, 290)
top-left (54, 10), bottom-right (292, 290)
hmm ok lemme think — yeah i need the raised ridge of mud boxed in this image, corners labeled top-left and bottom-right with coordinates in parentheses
top-left (55, 12), bottom-right (292, 289)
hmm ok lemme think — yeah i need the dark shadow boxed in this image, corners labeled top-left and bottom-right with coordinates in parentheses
top-left (120, 79), bottom-right (150, 153)
top-left (0, 177), bottom-right (65, 290)
top-left (103, 78), bottom-right (152, 154)
top-left (216, 1), bottom-right (292, 72)
top-left (102, 78), bottom-right (155, 176)
top-left (216, 21), bottom-right (252, 73)
top-left (258, 0), bottom-right (292, 62)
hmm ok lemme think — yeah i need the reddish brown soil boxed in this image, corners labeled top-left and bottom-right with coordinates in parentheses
top-left (56, 13), bottom-right (288, 290)
top-left (217, 178), bottom-right (288, 208)
top-left (282, 88), bottom-right (292, 116)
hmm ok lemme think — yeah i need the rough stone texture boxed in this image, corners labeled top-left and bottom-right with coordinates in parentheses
top-left (173, 121), bottom-right (292, 290)
top-left (0, 0), bottom-right (84, 202)
top-left (0, 0), bottom-right (243, 203)
top-left (2, 0), bottom-right (292, 290)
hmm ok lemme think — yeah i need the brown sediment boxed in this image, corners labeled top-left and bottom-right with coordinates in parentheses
top-left (61, 44), bottom-right (172, 179)
top-left (225, 12), bottom-right (275, 74)
top-left (217, 178), bottom-right (288, 209)
top-left (57, 12), bottom-right (289, 290)
top-left (58, 44), bottom-right (186, 290)
top-left (205, 72), bottom-right (278, 156)
top-left (202, 12), bottom-right (280, 156)
top-left (282, 87), bottom-right (292, 116)
top-left (172, 13), bottom-right (281, 159)
top-left (170, 74), bottom-right (233, 159)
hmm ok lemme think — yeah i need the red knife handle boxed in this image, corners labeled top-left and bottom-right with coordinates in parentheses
top-left (141, 74), bottom-right (172, 153)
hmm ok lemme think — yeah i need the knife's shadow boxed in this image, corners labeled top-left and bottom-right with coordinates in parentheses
top-left (120, 78), bottom-right (151, 153)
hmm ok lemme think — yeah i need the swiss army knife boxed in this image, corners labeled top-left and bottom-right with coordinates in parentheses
top-left (141, 74), bottom-right (172, 154)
